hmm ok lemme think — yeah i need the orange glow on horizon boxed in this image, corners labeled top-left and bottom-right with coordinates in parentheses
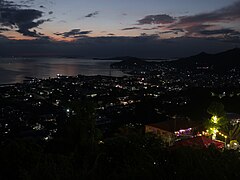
top-left (2, 29), bottom-right (178, 42)
top-left (3, 31), bottom-right (36, 40)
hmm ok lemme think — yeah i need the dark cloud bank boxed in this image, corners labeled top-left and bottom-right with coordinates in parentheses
top-left (138, 14), bottom-right (176, 25)
top-left (85, 11), bottom-right (99, 18)
top-left (136, 1), bottom-right (240, 38)
top-left (121, 27), bottom-right (141, 31)
top-left (54, 29), bottom-right (92, 38)
top-left (0, 0), bottom-right (50, 37)
top-left (0, 35), bottom-right (237, 58)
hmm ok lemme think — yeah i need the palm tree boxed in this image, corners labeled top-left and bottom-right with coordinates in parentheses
top-left (205, 102), bottom-right (228, 139)
top-left (229, 123), bottom-right (240, 142)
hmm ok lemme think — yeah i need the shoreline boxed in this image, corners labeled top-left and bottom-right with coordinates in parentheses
top-left (0, 73), bottom-right (131, 87)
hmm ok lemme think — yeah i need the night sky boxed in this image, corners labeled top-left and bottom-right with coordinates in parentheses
top-left (0, 0), bottom-right (239, 58)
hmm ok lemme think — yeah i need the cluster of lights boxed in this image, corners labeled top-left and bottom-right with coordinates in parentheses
top-left (174, 128), bottom-right (192, 136)
top-left (201, 131), bottom-right (208, 136)
top-left (210, 127), bottom-right (218, 134)
top-left (202, 130), bottom-right (227, 139)
top-left (212, 116), bottom-right (219, 124)
top-left (209, 115), bottom-right (220, 140)
top-left (218, 132), bottom-right (227, 139)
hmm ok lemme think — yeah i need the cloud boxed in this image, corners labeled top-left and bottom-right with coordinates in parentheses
top-left (179, 1), bottom-right (240, 26)
top-left (17, 18), bottom-right (50, 37)
top-left (172, 1), bottom-right (240, 36)
top-left (85, 11), bottom-right (99, 18)
top-left (134, 1), bottom-right (240, 39)
top-left (138, 14), bottom-right (176, 25)
top-left (54, 29), bottom-right (92, 38)
top-left (0, 27), bottom-right (10, 32)
top-left (142, 27), bottom-right (159, 31)
top-left (0, 0), bottom-right (23, 8)
top-left (199, 29), bottom-right (240, 36)
top-left (159, 30), bottom-right (176, 34)
top-left (171, 28), bottom-right (185, 33)
top-left (0, 0), bottom-right (49, 37)
top-left (121, 27), bottom-right (141, 31)
top-left (19, 0), bottom-right (35, 4)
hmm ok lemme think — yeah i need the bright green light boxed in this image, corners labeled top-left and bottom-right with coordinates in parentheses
top-left (212, 116), bottom-right (218, 124)
top-left (208, 127), bottom-right (219, 140)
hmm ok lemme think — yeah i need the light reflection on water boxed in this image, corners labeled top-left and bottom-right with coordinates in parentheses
top-left (0, 58), bottom-right (127, 84)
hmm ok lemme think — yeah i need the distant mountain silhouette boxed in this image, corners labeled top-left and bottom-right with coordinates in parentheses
top-left (110, 58), bottom-right (147, 68)
top-left (173, 48), bottom-right (240, 70)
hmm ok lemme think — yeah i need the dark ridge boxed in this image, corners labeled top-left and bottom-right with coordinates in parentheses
top-left (172, 48), bottom-right (240, 71)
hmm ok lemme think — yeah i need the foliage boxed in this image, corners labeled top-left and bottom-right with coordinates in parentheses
top-left (0, 102), bottom-right (240, 180)
top-left (207, 102), bottom-right (225, 117)
top-left (229, 124), bottom-right (240, 142)
top-left (205, 102), bottom-right (229, 135)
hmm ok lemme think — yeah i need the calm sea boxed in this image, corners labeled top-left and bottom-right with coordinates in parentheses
top-left (0, 58), bottom-right (127, 84)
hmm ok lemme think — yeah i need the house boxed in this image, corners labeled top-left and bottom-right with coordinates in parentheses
top-left (145, 118), bottom-right (201, 145)
top-left (173, 136), bottom-right (225, 149)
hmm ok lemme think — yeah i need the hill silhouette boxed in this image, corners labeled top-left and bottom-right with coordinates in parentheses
top-left (173, 48), bottom-right (240, 70)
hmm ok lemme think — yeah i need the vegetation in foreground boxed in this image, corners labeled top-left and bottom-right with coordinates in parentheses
top-left (0, 102), bottom-right (239, 180)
